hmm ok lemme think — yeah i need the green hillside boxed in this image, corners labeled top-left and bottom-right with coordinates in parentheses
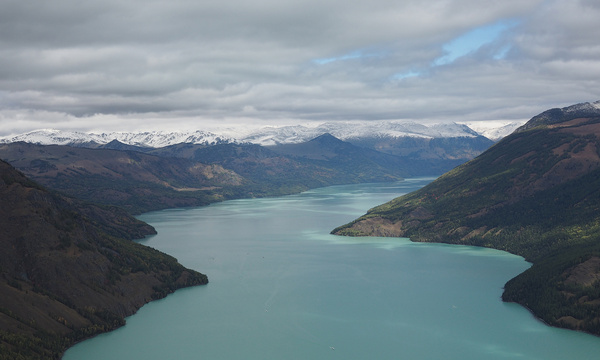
top-left (333, 102), bottom-right (600, 335)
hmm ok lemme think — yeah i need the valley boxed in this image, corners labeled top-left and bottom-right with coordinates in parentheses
top-left (0, 121), bottom-right (499, 358)
top-left (2, 101), bottom-right (600, 358)
top-left (0, 127), bottom-right (493, 214)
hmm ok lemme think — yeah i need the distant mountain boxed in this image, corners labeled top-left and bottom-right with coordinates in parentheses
top-left (237, 121), bottom-right (488, 146)
top-left (188, 135), bottom-right (406, 195)
top-left (270, 133), bottom-right (383, 160)
top-left (0, 142), bottom-right (244, 214)
top-left (99, 139), bottom-right (152, 152)
top-left (345, 134), bottom-right (494, 163)
top-left (0, 129), bottom-right (234, 148)
top-left (0, 120), bottom-right (515, 148)
top-left (0, 135), bottom-right (414, 213)
top-left (0, 159), bottom-right (207, 359)
top-left (461, 120), bottom-right (526, 141)
top-left (0, 121), bottom-right (506, 171)
top-left (332, 101), bottom-right (600, 336)
top-left (148, 133), bottom-right (479, 197)
top-left (269, 133), bottom-right (416, 177)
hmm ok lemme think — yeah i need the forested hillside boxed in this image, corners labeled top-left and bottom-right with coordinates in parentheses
top-left (0, 160), bottom-right (207, 359)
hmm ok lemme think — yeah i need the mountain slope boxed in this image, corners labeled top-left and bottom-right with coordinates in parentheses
top-left (140, 134), bottom-right (416, 197)
top-left (0, 160), bottom-right (208, 359)
top-left (191, 139), bottom-right (404, 196)
top-left (346, 135), bottom-right (494, 174)
top-left (0, 136), bottom-right (419, 214)
top-left (332, 101), bottom-right (600, 336)
top-left (269, 133), bottom-right (413, 178)
top-left (0, 142), bottom-right (244, 214)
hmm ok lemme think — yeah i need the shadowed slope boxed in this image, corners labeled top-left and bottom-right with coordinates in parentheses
top-left (0, 160), bottom-right (207, 359)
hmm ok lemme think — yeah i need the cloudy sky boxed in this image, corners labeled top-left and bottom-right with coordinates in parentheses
top-left (1, 0), bottom-right (599, 136)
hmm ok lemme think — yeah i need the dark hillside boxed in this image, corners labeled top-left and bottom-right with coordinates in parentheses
top-left (332, 101), bottom-right (600, 336)
top-left (0, 160), bottom-right (207, 358)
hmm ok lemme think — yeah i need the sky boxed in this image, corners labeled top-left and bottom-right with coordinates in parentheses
top-left (1, 0), bottom-right (599, 136)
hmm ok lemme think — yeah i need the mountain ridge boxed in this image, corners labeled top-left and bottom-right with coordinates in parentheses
top-left (0, 141), bottom-right (244, 214)
top-left (0, 129), bottom-right (234, 148)
top-left (0, 134), bottom-right (416, 215)
top-left (516, 100), bottom-right (600, 132)
top-left (332, 101), bottom-right (600, 336)
top-left (0, 120), bottom-right (517, 148)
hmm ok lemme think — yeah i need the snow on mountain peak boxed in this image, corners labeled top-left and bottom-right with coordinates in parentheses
top-left (0, 120), bottom-right (523, 148)
top-left (459, 120), bottom-right (527, 141)
top-left (0, 129), bottom-right (234, 148)
top-left (236, 120), bottom-right (488, 146)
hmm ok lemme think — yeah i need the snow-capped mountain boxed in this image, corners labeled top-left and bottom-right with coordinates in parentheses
top-left (0, 120), bottom-right (523, 148)
top-left (458, 121), bottom-right (526, 141)
top-left (237, 121), bottom-right (483, 146)
top-left (0, 129), bottom-right (234, 148)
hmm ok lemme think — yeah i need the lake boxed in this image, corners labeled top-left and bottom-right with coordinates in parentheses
top-left (64, 178), bottom-right (600, 359)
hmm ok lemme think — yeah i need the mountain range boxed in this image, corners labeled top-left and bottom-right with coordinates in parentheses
top-left (0, 142), bottom-right (244, 214)
top-left (0, 121), bottom-right (500, 208)
top-left (0, 130), bottom-right (492, 214)
top-left (332, 100), bottom-right (600, 336)
top-left (0, 120), bottom-right (519, 148)
top-left (0, 138), bottom-right (404, 215)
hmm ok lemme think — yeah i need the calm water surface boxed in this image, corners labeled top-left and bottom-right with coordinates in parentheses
top-left (64, 178), bottom-right (600, 359)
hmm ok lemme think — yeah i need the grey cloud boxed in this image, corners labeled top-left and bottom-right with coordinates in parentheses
top-left (0, 0), bottom-right (598, 134)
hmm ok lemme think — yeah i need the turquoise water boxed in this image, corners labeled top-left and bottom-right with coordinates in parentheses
top-left (64, 178), bottom-right (600, 359)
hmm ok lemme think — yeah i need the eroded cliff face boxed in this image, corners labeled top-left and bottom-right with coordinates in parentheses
top-left (0, 160), bottom-right (207, 359)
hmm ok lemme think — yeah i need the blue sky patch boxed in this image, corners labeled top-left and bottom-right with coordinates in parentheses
top-left (433, 19), bottom-right (519, 66)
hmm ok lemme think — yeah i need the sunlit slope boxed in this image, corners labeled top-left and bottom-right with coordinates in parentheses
top-left (333, 102), bottom-right (600, 335)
